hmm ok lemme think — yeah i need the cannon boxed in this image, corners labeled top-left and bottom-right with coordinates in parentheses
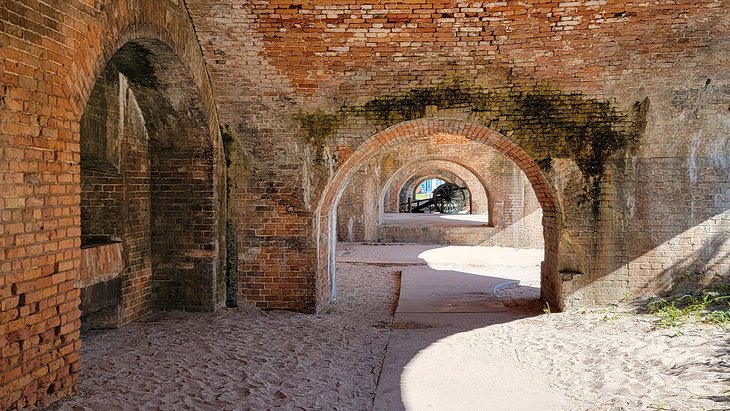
top-left (401, 182), bottom-right (467, 214)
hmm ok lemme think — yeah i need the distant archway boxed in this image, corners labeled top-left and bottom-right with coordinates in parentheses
top-left (381, 159), bottom-right (491, 218)
top-left (317, 119), bottom-right (563, 310)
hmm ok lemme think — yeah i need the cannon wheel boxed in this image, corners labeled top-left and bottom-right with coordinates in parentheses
top-left (432, 183), bottom-right (466, 214)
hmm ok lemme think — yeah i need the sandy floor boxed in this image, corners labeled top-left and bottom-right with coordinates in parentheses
top-left (397, 305), bottom-right (730, 411)
top-left (48, 263), bottom-right (398, 411)
top-left (46, 244), bottom-right (728, 410)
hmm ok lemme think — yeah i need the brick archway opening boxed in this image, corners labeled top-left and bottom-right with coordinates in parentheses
top-left (79, 39), bottom-right (222, 329)
top-left (317, 119), bottom-right (563, 310)
top-left (381, 159), bottom-right (491, 219)
top-left (401, 173), bottom-right (468, 212)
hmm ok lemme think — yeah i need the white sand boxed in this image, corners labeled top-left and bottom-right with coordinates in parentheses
top-left (47, 263), bottom-right (398, 411)
top-left (400, 310), bottom-right (729, 411)
top-left (46, 244), bottom-right (729, 410)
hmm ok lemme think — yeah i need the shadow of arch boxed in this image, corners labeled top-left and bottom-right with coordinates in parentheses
top-left (317, 118), bottom-right (564, 311)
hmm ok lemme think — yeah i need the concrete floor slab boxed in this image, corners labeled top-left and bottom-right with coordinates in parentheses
top-left (368, 244), bottom-right (546, 410)
top-left (336, 242), bottom-right (543, 273)
top-left (374, 312), bottom-right (528, 411)
top-left (396, 267), bottom-right (510, 313)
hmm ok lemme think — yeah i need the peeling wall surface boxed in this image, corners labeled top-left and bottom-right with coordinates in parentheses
top-left (1, 0), bottom-right (729, 408)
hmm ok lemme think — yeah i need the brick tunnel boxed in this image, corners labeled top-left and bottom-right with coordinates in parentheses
top-left (1, 0), bottom-right (728, 408)
top-left (316, 120), bottom-right (563, 312)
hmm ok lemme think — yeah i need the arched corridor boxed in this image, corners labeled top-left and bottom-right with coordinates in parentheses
top-left (317, 119), bottom-right (562, 312)
top-left (1, 1), bottom-right (728, 409)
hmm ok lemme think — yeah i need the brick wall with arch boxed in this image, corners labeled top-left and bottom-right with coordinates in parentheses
top-left (336, 135), bottom-right (544, 247)
top-left (384, 160), bottom-right (488, 215)
top-left (317, 119), bottom-right (562, 312)
top-left (183, 0), bottom-right (727, 316)
top-left (2, 1), bottom-right (729, 408)
top-left (394, 171), bottom-right (472, 213)
top-left (0, 1), bottom-right (225, 408)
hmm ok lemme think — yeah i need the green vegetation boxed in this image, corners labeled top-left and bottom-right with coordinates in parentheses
top-left (600, 303), bottom-right (621, 322)
top-left (647, 284), bottom-right (730, 328)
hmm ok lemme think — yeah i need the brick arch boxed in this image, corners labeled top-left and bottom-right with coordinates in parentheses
top-left (380, 158), bottom-right (491, 218)
top-left (398, 171), bottom-right (472, 213)
top-left (69, 6), bottom-right (230, 326)
top-left (403, 172), bottom-right (464, 205)
top-left (62, 0), bottom-right (220, 140)
top-left (316, 118), bottom-right (563, 310)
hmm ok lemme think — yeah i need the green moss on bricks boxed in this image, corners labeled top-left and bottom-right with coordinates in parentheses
top-left (220, 124), bottom-right (236, 196)
top-left (293, 110), bottom-right (341, 148)
top-left (355, 80), bottom-right (477, 123)
top-left (505, 90), bottom-right (644, 214)
top-left (346, 80), bottom-right (647, 215)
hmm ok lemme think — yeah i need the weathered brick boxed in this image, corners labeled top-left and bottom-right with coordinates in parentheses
top-left (2, 0), bottom-right (729, 409)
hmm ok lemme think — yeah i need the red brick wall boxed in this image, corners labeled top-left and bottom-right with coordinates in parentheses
top-left (81, 64), bottom-right (153, 327)
top-left (317, 120), bottom-right (562, 310)
top-left (0, 0), bottom-right (225, 408)
top-left (182, 0), bottom-right (727, 313)
top-left (1, 1), bottom-right (728, 408)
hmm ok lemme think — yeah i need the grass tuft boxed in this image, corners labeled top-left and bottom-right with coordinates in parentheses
top-left (648, 284), bottom-right (730, 328)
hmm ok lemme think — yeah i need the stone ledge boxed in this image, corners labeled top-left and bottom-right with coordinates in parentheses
top-left (80, 241), bottom-right (124, 287)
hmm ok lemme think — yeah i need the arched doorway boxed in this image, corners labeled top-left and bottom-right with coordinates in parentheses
top-left (399, 175), bottom-right (468, 213)
top-left (381, 158), bottom-right (492, 218)
top-left (316, 119), bottom-right (562, 310)
top-left (78, 39), bottom-right (224, 328)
